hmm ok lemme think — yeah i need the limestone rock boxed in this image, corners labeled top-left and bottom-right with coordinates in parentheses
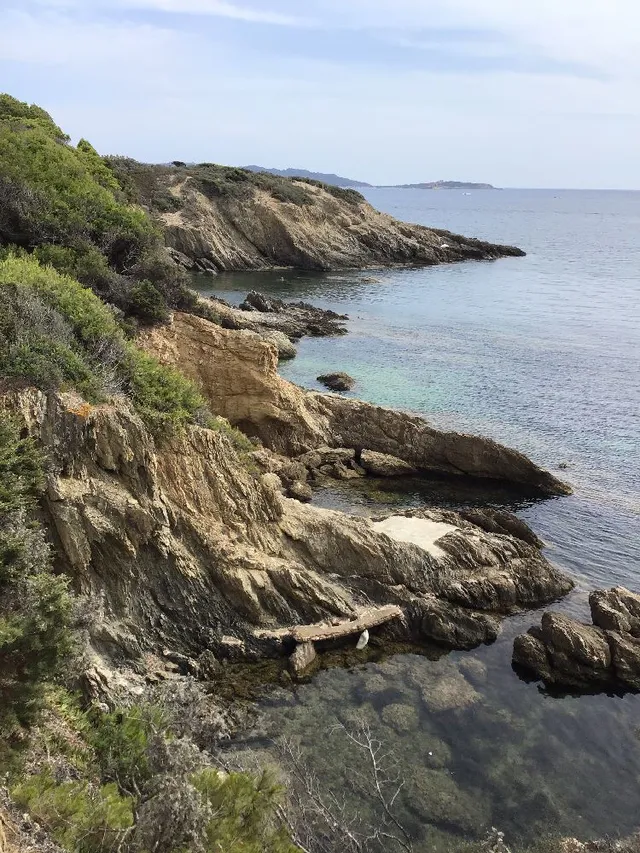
top-left (3, 389), bottom-right (574, 686)
top-left (590, 586), bottom-right (640, 636)
top-left (415, 597), bottom-right (501, 650)
top-left (289, 642), bottom-right (317, 677)
top-left (317, 372), bottom-right (355, 392)
top-left (139, 312), bottom-right (570, 495)
top-left (360, 450), bottom-right (418, 477)
top-left (287, 481), bottom-right (313, 503)
top-left (261, 330), bottom-right (297, 359)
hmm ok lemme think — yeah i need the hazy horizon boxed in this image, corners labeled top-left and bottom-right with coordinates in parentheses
top-left (2, 1), bottom-right (639, 190)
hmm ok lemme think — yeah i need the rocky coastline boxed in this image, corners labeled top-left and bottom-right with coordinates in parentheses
top-left (155, 172), bottom-right (525, 273)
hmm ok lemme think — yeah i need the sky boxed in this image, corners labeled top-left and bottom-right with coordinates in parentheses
top-left (1, 0), bottom-right (639, 188)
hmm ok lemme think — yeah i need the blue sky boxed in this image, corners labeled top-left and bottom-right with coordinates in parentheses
top-left (1, 0), bottom-right (638, 188)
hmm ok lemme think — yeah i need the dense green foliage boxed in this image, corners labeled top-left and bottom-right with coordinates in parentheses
top-left (0, 94), bottom-right (203, 323)
top-left (11, 695), bottom-right (298, 853)
top-left (0, 254), bottom-right (210, 433)
top-left (106, 157), bottom-right (366, 214)
top-left (0, 414), bottom-right (73, 741)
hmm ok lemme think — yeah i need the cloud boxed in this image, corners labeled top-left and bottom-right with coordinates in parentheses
top-left (1, 0), bottom-right (639, 187)
top-left (31, 0), bottom-right (317, 26)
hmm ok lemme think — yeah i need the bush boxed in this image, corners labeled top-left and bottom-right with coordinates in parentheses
top-left (0, 283), bottom-right (104, 400)
top-left (12, 773), bottom-right (133, 853)
top-left (0, 95), bottom-right (197, 324)
top-left (127, 279), bottom-right (170, 324)
top-left (0, 254), bottom-right (211, 434)
top-left (0, 414), bottom-right (73, 739)
top-left (193, 767), bottom-right (298, 853)
top-left (89, 705), bottom-right (165, 796)
top-left (125, 347), bottom-right (209, 434)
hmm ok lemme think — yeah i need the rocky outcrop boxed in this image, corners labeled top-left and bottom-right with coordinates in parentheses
top-left (317, 372), bottom-right (355, 392)
top-left (513, 587), bottom-right (640, 690)
top-left (138, 312), bottom-right (571, 496)
top-left (238, 292), bottom-right (348, 339)
top-left (5, 389), bottom-right (572, 686)
top-left (161, 179), bottom-right (524, 272)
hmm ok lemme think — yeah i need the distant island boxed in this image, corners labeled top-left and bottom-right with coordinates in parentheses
top-left (243, 167), bottom-right (497, 191)
top-left (242, 165), bottom-right (371, 188)
top-left (390, 180), bottom-right (497, 190)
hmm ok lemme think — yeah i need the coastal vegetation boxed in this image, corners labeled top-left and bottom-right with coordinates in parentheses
top-left (106, 156), bottom-right (366, 211)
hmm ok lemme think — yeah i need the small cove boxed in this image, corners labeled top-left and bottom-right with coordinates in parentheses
top-left (195, 188), bottom-right (640, 848)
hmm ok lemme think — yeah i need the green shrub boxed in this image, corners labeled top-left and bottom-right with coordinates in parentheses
top-left (125, 347), bottom-right (209, 434)
top-left (0, 254), bottom-right (122, 344)
top-left (0, 95), bottom-right (197, 323)
top-left (193, 767), bottom-right (299, 853)
top-left (0, 93), bottom-right (67, 139)
top-left (127, 279), bottom-right (170, 324)
top-left (0, 255), bottom-right (211, 433)
top-left (89, 705), bottom-right (165, 796)
top-left (12, 772), bottom-right (133, 853)
top-left (0, 414), bottom-right (73, 739)
top-left (0, 283), bottom-right (104, 400)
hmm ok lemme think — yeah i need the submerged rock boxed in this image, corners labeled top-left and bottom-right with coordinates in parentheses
top-left (513, 587), bottom-right (640, 690)
top-left (404, 769), bottom-right (490, 834)
top-left (381, 702), bottom-right (420, 733)
top-left (317, 372), bottom-right (355, 392)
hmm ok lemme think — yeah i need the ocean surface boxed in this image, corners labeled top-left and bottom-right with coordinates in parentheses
top-left (195, 188), bottom-right (640, 850)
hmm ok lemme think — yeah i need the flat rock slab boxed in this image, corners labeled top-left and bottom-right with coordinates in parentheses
top-left (372, 516), bottom-right (458, 558)
top-left (291, 605), bottom-right (402, 644)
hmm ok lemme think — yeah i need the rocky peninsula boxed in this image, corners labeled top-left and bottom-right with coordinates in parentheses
top-left (107, 159), bottom-right (524, 274)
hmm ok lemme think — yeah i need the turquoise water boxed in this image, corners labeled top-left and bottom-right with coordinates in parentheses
top-left (196, 189), bottom-right (640, 848)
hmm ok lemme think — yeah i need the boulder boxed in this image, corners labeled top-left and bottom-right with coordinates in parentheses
top-left (590, 586), bottom-right (640, 636)
top-left (415, 597), bottom-right (501, 650)
top-left (289, 642), bottom-right (317, 677)
top-left (360, 450), bottom-right (417, 477)
top-left (261, 330), bottom-right (297, 359)
top-left (317, 372), bottom-right (355, 392)
top-left (287, 481), bottom-right (313, 503)
top-left (513, 589), bottom-right (640, 691)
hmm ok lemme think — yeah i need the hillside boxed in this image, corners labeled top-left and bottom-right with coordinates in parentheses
top-left (243, 164), bottom-right (371, 188)
top-left (106, 160), bottom-right (523, 273)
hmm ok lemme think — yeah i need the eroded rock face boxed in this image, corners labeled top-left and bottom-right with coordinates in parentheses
top-left (161, 180), bottom-right (525, 272)
top-left (513, 587), bottom-right (640, 690)
top-left (138, 312), bottom-right (571, 496)
top-left (4, 390), bottom-right (573, 680)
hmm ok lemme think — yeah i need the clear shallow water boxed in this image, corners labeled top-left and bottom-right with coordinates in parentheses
top-left (196, 189), bottom-right (640, 847)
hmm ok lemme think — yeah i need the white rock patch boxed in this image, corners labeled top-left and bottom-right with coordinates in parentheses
top-left (372, 516), bottom-right (458, 558)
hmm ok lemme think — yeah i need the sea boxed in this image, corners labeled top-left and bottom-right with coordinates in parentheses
top-left (194, 188), bottom-right (640, 850)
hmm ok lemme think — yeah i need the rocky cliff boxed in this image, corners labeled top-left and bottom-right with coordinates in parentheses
top-left (159, 176), bottom-right (524, 272)
top-left (5, 388), bottom-right (572, 688)
top-left (138, 311), bottom-right (571, 496)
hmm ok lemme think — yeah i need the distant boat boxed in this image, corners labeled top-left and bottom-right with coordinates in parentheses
top-left (463, 192), bottom-right (471, 195)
